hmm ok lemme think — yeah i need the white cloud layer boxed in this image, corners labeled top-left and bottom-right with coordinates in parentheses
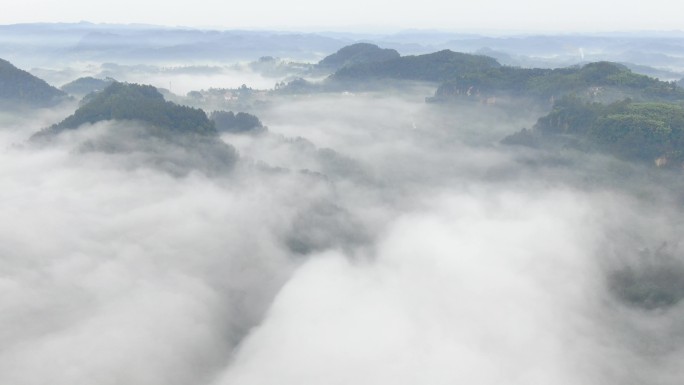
top-left (2, 79), bottom-right (684, 385)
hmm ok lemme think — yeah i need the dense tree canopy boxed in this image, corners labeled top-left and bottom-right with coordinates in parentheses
top-left (61, 76), bottom-right (116, 96)
top-left (432, 61), bottom-right (684, 102)
top-left (31, 82), bottom-right (239, 175)
top-left (210, 110), bottom-right (265, 133)
top-left (0, 58), bottom-right (68, 107)
top-left (332, 49), bottom-right (501, 83)
top-left (290, 46), bottom-right (684, 103)
top-left (506, 96), bottom-right (684, 166)
top-left (317, 43), bottom-right (401, 72)
top-left (45, 82), bottom-right (216, 135)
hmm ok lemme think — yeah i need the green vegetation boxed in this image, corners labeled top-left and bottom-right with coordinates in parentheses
top-left (315, 45), bottom-right (682, 101)
top-left (32, 82), bottom-right (239, 176)
top-left (332, 49), bottom-right (500, 83)
top-left (248, 56), bottom-right (311, 77)
top-left (285, 45), bottom-right (683, 103)
top-left (43, 82), bottom-right (215, 136)
top-left (210, 110), bottom-right (265, 133)
top-left (431, 61), bottom-right (683, 102)
top-left (61, 76), bottom-right (115, 96)
top-left (317, 43), bottom-right (400, 72)
top-left (0, 58), bottom-right (68, 107)
top-left (505, 95), bottom-right (684, 166)
top-left (609, 246), bottom-right (684, 310)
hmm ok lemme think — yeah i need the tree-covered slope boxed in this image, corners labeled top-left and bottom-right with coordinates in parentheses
top-left (319, 46), bottom-right (682, 102)
top-left (504, 96), bottom-right (684, 167)
top-left (432, 61), bottom-right (684, 102)
top-left (32, 82), bottom-right (238, 176)
top-left (331, 49), bottom-right (501, 83)
top-left (61, 76), bottom-right (115, 97)
top-left (210, 110), bottom-right (265, 133)
top-left (316, 43), bottom-right (400, 72)
top-left (45, 82), bottom-right (215, 135)
top-left (0, 58), bottom-right (68, 107)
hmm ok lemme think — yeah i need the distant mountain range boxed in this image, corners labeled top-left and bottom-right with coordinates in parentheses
top-left (11, 36), bottom-right (684, 171)
top-left (3, 22), bottom-right (684, 70)
top-left (282, 44), bottom-right (683, 105)
top-left (297, 43), bottom-right (684, 169)
top-left (0, 23), bottom-right (350, 65)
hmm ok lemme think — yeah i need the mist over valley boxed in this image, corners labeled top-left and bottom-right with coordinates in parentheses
top-left (2, 22), bottom-right (684, 385)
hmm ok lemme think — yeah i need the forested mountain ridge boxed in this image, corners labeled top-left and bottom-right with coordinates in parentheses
top-left (504, 96), bottom-right (684, 167)
top-left (38, 82), bottom-right (216, 136)
top-left (316, 43), bottom-right (401, 72)
top-left (330, 49), bottom-right (500, 83)
top-left (60, 76), bottom-right (116, 97)
top-left (0, 58), bottom-right (68, 107)
top-left (315, 44), bottom-right (684, 169)
top-left (282, 45), bottom-right (684, 103)
top-left (430, 61), bottom-right (684, 102)
top-left (31, 82), bottom-right (238, 176)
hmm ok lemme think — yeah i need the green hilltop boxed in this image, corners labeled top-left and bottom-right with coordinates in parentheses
top-left (32, 82), bottom-right (238, 176)
top-left (317, 43), bottom-right (401, 72)
top-left (331, 49), bottom-right (501, 83)
top-left (293, 44), bottom-right (684, 169)
top-left (44, 82), bottom-right (215, 135)
top-left (60, 76), bottom-right (116, 97)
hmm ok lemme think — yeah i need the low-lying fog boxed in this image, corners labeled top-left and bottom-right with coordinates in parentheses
top-left (30, 62), bottom-right (285, 95)
top-left (2, 69), bottom-right (684, 385)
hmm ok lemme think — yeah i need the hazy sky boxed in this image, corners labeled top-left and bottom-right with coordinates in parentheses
top-left (0, 0), bottom-right (680, 32)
